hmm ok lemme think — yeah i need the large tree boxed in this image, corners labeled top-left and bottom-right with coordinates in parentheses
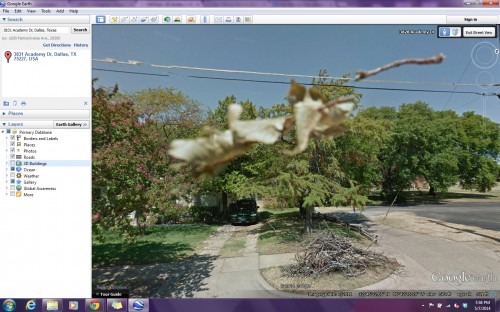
top-left (92, 85), bottom-right (200, 239)
top-left (457, 112), bottom-right (500, 192)
top-left (358, 103), bottom-right (499, 201)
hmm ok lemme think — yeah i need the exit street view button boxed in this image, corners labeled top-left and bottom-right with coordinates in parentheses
top-left (463, 27), bottom-right (497, 37)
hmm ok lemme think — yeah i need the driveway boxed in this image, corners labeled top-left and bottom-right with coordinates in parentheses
top-left (193, 223), bottom-right (296, 298)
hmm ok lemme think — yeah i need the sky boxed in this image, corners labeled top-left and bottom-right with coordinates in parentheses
top-left (92, 25), bottom-right (500, 122)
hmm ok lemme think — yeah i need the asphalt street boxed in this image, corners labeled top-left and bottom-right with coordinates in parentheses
top-left (363, 202), bottom-right (500, 231)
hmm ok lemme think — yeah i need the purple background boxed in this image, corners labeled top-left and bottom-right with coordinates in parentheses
top-left (20, 0), bottom-right (467, 7)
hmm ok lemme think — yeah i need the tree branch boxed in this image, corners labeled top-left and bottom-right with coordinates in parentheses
top-left (319, 95), bottom-right (357, 112)
top-left (354, 53), bottom-right (446, 81)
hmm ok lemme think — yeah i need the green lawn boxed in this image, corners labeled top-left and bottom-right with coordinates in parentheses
top-left (368, 186), bottom-right (500, 205)
top-left (93, 225), bottom-right (217, 267)
top-left (258, 209), bottom-right (362, 255)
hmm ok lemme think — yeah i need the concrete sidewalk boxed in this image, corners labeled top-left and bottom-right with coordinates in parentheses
top-left (193, 230), bottom-right (297, 298)
top-left (359, 223), bottom-right (500, 290)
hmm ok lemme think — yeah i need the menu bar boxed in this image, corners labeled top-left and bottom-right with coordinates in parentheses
top-left (1, 7), bottom-right (500, 15)
top-left (0, 0), bottom-right (497, 8)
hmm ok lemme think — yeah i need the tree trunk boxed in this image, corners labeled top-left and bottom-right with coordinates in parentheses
top-left (428, 186), bottom-right (436, 198)
top-left (221, 191), bottom-right (228, 222)
top-left (135, 214), bottom-right (146, 235)
top-left (304, 206), bottom-right (314, 234)
top-left (298, 198), bottom-right (305, 218)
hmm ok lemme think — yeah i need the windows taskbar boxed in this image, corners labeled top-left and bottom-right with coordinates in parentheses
top-left (0, 298), bottom-right (497, 312)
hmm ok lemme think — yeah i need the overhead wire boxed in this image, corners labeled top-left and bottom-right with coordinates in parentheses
top-left (92, 67), bottom-right (500, 97)
top-left (456, 97), bottom-right (481, 109)
top-left (92, 68), bottom-right (170, 77)
top-left (92, 58), bottom-right (500, 88)
top-left (442, 57), bottom-right (472, 110)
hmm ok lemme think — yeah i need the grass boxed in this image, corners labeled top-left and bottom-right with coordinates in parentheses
top-left (442, 185), bottom-right (500, 202)
top-left (368, 185), bottom-right (500, 206)
top-left (258, 210), bottom-right (304, 255)
top-left (92, 225), bottom-right (217, 267)
top-left (261, 258), bottom-right (399, 292)
top-left (258, 209), bottom-right (364, 255)
top-left (219, 234), bottom-right (246, 258)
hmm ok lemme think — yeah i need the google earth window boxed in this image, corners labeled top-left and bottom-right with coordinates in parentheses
top-left (0, 0), bottom-right (499, 311)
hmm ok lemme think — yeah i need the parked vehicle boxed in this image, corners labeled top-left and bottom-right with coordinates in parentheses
top-left (230, 198), bottom-right (259, 225)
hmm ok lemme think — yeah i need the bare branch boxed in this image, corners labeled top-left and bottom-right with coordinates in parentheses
top-left (283, 230), bottom-right (388, 278)
top-left (320, 95), bottom-right (357, 111)
top-left (354, 53), bottom-right (445, 81)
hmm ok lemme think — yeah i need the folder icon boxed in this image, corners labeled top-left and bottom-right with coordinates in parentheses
top-left (112, 301), bottom-right (123, 310)
top-left (16, 192), bottom-right (22, 197)
top-left (47, 300), bottom-right (59, 311)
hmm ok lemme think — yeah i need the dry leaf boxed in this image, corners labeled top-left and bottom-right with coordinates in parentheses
top-left (287, 80), bottom-right (326, 104)
top-left (314, 102), bottom-right (355, 138)
top-left (168, 104), bottom-right (293, 176)
top-left (285, 84), bottom-right (355, 154)
top-left (168, 129), bottom-right (248, 176)
top-left (228, 104), bottom-right (292, 144)
top-left (169, 86), bottom-right (354, 174)
top-left (285, 88), bottom-right (325, 155)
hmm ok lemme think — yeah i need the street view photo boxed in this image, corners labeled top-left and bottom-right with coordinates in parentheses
top-left (91, 24), bottom-right (500, 298)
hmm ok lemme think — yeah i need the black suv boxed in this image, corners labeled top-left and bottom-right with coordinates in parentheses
top-left (230, 198), bottom-right (259, 225)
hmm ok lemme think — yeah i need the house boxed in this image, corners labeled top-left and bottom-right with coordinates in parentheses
top-left (411, 176), bottom-right (429, 190)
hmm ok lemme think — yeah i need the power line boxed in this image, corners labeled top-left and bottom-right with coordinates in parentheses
top-left (92, 67), bottom-right (500, 97)
top-left (181, 73), bottom-right (492, 96)
top-left (442, 57), bottom-right (472, 110)
top-left (456, 97), bottom-right (481, 109)
top-left (93, 68), bottom-right (170, 77)
top-left (93, 58), bottom-right (500, 88)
